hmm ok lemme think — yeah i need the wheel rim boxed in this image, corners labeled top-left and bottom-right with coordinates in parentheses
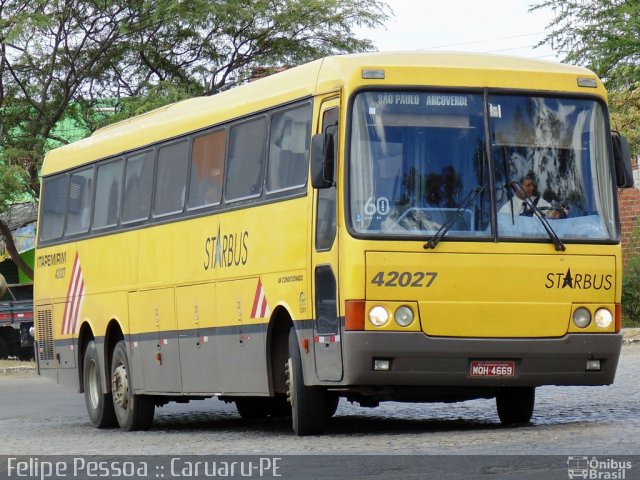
top-left (111, 362), bottom-right (129, 410)
top-left (286, 358), bottom-right (295, 407)
top-left (87, 359), bottom-right (100, 409)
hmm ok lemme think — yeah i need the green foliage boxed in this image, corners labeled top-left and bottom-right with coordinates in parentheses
top-left (609, 86), bottom-right (640, 155)
top-left (622, 221), bottom-right (640, 328)
top-left (0, 0), bottom-right (390, 205)
top-left (532, 0), bottom-right (640, 88)
top-left (0, 163), bottom-right (29, 207)
top-left (622, 255), bottom-right (640, 327)
top-left (532, 0), bottom-right (640, 157)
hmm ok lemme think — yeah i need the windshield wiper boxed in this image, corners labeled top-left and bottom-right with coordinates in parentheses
top-left (424, 186), bottom-right (485, 249)
top-left (508, 181), bottom-right (566, 252)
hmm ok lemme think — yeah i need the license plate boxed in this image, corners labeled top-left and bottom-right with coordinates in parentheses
top-left (469, 360), bottom-right (516, 377)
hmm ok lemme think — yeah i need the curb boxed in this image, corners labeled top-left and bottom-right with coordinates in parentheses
top-left (0, 366), bottom-right (36, 375)
top-left (622, 328), bottom-right (640, 345)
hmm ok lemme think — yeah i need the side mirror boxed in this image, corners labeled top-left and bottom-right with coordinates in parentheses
top-left (310, 133), bottom-right (335, 189)
top-left (612, 132), bottom-right (634, 188)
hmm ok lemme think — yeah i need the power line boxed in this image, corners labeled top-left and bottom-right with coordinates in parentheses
top-left (424, 31), bottom-right (546, 50)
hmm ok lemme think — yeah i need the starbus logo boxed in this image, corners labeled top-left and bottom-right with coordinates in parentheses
top-left (567, 456), bottom-right (632, 479)
top-left (545, 269), bottom-right (613, 291)
top-left (203, 223), bottom-right (249, 271)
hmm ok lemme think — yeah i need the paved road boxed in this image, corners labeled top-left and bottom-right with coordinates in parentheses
top-left (1, 345), bottom-right (639, 457)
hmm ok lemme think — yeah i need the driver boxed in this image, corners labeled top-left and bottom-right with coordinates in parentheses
top-left (500, 172), bottom-right (567, 219)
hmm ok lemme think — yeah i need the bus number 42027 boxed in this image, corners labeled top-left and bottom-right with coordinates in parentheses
top-left (370, 271), bottom-right (438, 288)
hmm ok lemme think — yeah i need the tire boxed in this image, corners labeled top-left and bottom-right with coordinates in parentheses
top-left (110, 340), bottom-right (155, 431)
top-left (286, 327), bottom-right (328, 435)
top-left (496, 387), bottom-right (535, 425)
top-left (83, 340), bottom-right (117, 428)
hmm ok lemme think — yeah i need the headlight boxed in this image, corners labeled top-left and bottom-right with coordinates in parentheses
top-left (594, 308), bottom-right (613, 329)
top-left (573, 307), bottom-right (591, 328)
top-left (394, 306), bottom-right (414, 327)
top-left (369, 306), bottom-right (389, 327)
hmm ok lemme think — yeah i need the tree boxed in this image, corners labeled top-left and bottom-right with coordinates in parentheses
top-left (532, 0), bottom-right (640, 88)
top-left (532, 0), bottom-right (640, 154)
top-left (610, 88), bottom-right (640, 151)
top-left (0, 0), bottom-right (390, 278)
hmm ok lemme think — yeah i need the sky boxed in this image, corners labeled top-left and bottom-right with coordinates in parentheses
top-left (358, 0), bottom-right (562, 62)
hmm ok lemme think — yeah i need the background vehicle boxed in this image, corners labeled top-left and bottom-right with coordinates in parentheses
top-left (34, 52), bottom-right (633, 435)
top-left (0, 276), bottom-right (34, 360)
top-left (0, 204), bottom-right (36, 360)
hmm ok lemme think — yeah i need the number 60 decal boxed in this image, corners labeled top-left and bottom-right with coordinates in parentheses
top-left (371, 271), bottom-right (438, 288)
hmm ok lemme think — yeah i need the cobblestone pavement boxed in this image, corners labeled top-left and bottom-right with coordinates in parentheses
top-left (1, 345), bottom-right (638, 456)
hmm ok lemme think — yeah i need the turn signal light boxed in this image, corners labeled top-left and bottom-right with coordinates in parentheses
top-left (345, 300), bottom-right (365, 331)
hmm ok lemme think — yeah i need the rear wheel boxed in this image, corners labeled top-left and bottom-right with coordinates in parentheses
top-left (111, 340), bottom-right (155, 431)
top-left (286, 327), bottom-right (329, 435)
top-left (83, 340), bottom-right (117, 428)
top-left (496, 387), bottom-right (535, 425)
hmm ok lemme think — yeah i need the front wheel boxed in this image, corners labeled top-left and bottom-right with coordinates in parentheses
top-left (286, 327), bottom-right (329, 436)
top-left (496, 387), bottom-right (535, 425)
top-left (111, 340), bottom-right (155, 431)
top-left (83, 340), bottom-right (117, 428)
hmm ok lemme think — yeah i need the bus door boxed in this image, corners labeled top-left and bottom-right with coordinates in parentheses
top-left (312, 100), bottom-right (343, 382)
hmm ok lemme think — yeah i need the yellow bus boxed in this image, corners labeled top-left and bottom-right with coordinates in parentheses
top-left (34, 52), bottom-right (633, 435)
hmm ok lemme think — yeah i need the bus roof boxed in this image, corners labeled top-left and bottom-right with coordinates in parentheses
top-left (42, 51), bottom-right (603, 175)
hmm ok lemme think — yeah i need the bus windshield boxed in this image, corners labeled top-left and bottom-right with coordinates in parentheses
top-left (349, 91), bottom-right (616, 242)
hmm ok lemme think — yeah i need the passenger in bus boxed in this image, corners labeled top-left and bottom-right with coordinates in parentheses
top-left (190, 164), bottom-right (223, 206)
top-left (499, 172), bottom-right (567, 219)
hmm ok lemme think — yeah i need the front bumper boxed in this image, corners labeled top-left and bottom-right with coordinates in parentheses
top-left (342, 331), bottom-right (622, 387)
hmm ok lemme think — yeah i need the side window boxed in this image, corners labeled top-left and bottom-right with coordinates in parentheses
top-left (226, 117), bottom-right (267, 201)
top-left (93, 159), bottom-right (124, 230)
top-left (65, 168), bottom-right (94, 236)
top-left (188, 130), bottom-right (225, 209)
top-left (154, 140), bottom-right (189, 216)
top-left (316, 107), bottom-right (339, 251)
top-left (39, 175), bottom-right (69, 242)
top-left (122, 151), bottom-right (154, 223)
top-left (267, 104), bottom-right (311, 192)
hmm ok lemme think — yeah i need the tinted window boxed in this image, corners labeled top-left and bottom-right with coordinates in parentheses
top-left (226, 117), bottom-right (267, 201)
top-left (93, 159), bottom-right (123, 230)
top-left (39, 175), bottom-right (68, 242)
top-left (65, 168), bottom-right (94, 236)
top-left (491, 95), bottom-right (615, 240)
top-left (154, 141), bottom-right (189, 216)
top-left (189, 130), bottom-right (225, 209)
top-left (349, 92), bottom-right (489, 237)
top-left (122, 151), bottom-right (154, 223)
top-left (267, 104), bottom-right (311, 192)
